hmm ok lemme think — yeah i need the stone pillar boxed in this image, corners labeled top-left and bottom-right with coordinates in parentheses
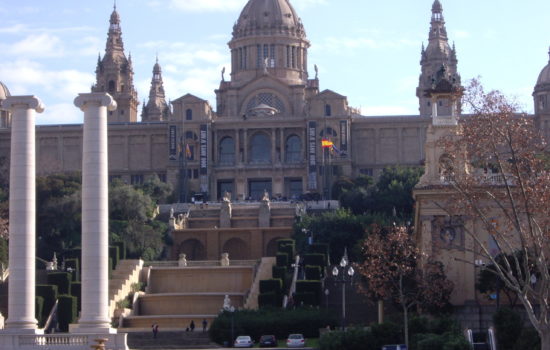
top-left (73, 93), bottom-right (116, 332)
top-left (2, 96), bottom-right (44, 333)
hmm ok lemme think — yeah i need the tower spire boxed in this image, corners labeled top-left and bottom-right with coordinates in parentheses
top-left (142, 58), bottom-right (170, 122)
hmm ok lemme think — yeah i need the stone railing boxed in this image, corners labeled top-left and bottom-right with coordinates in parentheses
top-left (145, 260), bottom-right (258, 268)
top-left (18, 334), bottom-right (89, 348)
top-left (440, 173), bottom-right (515, 186)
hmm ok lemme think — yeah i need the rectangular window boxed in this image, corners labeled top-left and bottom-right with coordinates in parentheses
top-left (359, 168), bottom-right (374, 177)
top-left (130, 174), bottom-right (144, 185)
top-left (109, 175), bottom-right (121, 182)
top-left (291, 46), bottom-right (296, 68)
top-left (263, 44), bottom-right (269, 59)
top-left (243, 46), bottom-right (247, 69)
top-left (239, 48), bottom-right (243, 69)
top-left (157, 173), bottom-right (167, 182)
top-left (270, 44), bottom-right (276, 67)
top-left (257, 45), bottom-right (262, 67)
top-left (193, 169), bottom-right (199, 178)
top-left (187, 169), bottom-right (193, 179)
top-left (286, 46), bottom-right (290, 68)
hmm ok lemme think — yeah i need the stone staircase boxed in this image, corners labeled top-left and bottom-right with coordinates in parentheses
top-left (109, 259), bottom-right (143, 318)
top-left (120, 262), bottom-right (257, 331)
top-left (126, 331), bottom-right (221, 349)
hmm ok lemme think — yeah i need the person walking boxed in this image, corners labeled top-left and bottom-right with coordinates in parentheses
top-left (190, 320), bottom-right (195, 332)
top-left (202, 319), bottom-right (208, 332)
top-left (152, 324), bottom-right (159, 339)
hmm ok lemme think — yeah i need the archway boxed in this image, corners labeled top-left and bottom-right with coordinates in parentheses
top-left (222, 238), bottom-right (249, 260)
top-left (178, 239), bottom-right (206, 260)
top-left (266, 237), bottom-right (283, 257)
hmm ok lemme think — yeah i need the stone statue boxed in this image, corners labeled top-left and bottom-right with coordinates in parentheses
top-left (170, 207), bottom-right (174, 219)
top-left (178, 253), bottom-right (188, 267)
top-left (221, 252), bottom-right (230, 266)
top-left (263, 57), bottom-right (269, 75)
top-left (261, 189), bottom-right (270, 202)
top-left (222, 191), bottom-right (231, 203)
top-left (223, 294), bottom-right (232, 310)
top-left (314, 64), bottom-right (319, 79)
top-left (221, 66), bottom-right (226, 82)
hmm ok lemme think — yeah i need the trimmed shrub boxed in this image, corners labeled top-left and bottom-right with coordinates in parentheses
top-left (47, 272), bottom-right (72, 294)
top-left (370, 321), bottom-right (402, 349)
top-left (296, 280), bottom-right (322, 305)
top-left (278, 244), bottom-right (295, 264)
top-left (113, 241), bottom-right (127, 260)
top-left (303, 253), bottom-right (326, 267)
top-left (272, 266), bottom-right (287, 280)
top-left (493, 308), bottom-right (522, 350)
top-left (259, 279), bottom-right (282, 294)
top-left (36, 284), bottom-right (58, 321)
top-left (305, 265), bottom-right (322, 280)
top-left (310, 243), bottom-right (330, 259)
top-left (276, 253), bottom-right (288, 267)
top-left (58, 295), bottom-right (77, 332)
top-left (294, 292), bottom-right (317, 306)
top-left (417, 333), bottom-right (444, 350)
top-left (109, 246), bottom-right (120, 270)
top-left (319, 328), bottom-right (376, 350)
top-left (35, 296), bottom-right (44, 326)
top-left (258, 292), bottom-right (282, 308)
top-left (277, 239), bottom-right (295, 251)
top-left (70, 282), bottom-right (82, 312)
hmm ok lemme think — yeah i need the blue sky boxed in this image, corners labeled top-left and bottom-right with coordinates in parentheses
top-left (0, 0), bottom-right (549, 125)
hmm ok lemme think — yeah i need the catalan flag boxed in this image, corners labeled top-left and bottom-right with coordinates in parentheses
top-left (185, 144), bottom-right (192, 159)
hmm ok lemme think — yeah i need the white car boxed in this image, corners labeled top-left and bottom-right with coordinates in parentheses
top-left (286, 333), bottom-right (305, 348)
top-left (234, 335), bottom-right (254, 348)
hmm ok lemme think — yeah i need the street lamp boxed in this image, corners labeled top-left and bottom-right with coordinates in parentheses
top-left (222, 295), bottom-right (235, 346)
top-left (332, 248), bottom-right (355, 331)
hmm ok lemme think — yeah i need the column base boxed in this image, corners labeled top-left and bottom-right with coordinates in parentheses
top-left (1, 326), bottom-right (43, 335)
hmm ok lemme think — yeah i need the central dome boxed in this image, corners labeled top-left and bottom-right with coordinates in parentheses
top-left (0, 81), bottom-right (10, 101)
top-left (232, 0), bottom-right (306, 39)
top-left (535, 48), bottom-right (550, 88)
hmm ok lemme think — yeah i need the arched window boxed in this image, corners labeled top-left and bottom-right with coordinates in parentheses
top-left (219, 137), bottom-right (235, 166)
top-left (319, 127), bottom-right (337, 137)
top-left (108, 80), bottom-right (116, 93)
top-left (285, 135), bottom-right (302, 163)
top-left (325, 104), bottom-right (332, 116)
top-left (250, 133), bottom-right (271, 164)
top-left (186, 109), bottom-right (193, 120)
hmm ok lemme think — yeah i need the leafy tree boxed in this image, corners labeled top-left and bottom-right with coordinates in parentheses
top-left (139, 175), bottom-right (173, 204)
top-left (437, 79), bottom-right (550, 349)
top-left (356, 226), bottom-right (453, 348)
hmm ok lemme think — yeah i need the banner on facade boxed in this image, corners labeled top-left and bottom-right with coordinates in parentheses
top-left (308, 121), bottom-right (317, 190)
top-left (340, 120), bottom-right (348, 153)
top-left (199, 124), bottom-right (208, 193)
top-left (169, 125), bottom-right (177, 160)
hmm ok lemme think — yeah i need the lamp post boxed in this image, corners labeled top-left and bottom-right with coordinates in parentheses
top-left (222, 296), bottom-right (235, 346)
top-left (332, 248), bottom-right (354, 331)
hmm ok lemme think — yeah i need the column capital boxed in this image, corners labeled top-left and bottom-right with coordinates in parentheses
top-left (1, 96), bottom-right (44, 113)
top-left (74, 93), bottom-right (117, 112)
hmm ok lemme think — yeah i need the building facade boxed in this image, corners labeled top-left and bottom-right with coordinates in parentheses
top-left (0, 0), bottom-right (548, 204)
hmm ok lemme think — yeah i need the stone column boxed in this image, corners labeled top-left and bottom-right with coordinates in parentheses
top-left (2, 96), bottom-right (44, 333)
top-left (73, 93), bottom-right (116, 332)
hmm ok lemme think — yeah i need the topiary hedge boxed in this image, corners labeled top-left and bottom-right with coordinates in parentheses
top-left (35, 296), bottom-right (44, 326)
top-left (272, 266), bottom-right (287, 280)
top-left (296, 280), bottom-right (322, 306)
top-left (209, 308), bottom-right (338, 345)
top-left (36, 284), bottom-right (58, 323)
top-left (58, 295), bottom-right (77, 332)
top-left (276, 253), bottom-right (288, 267)
top-left (70, 282), bottom-right (82, 312)
top-left (258, 292), bottom-right (282, 308)
top-left (112, 241), bottom-right (126, 260)
top-left (109, 245), bottom-right (120, 270)
top-left (305, 265), bottom-right (322, 280)
top-left (303, 253), bottom-right (326, 267)
top-left (47, 272), bottom-right (72, 295)
top-left (259, 279), bottom-right (282, 294)
top-left (65, 258), bottom-right (80, 281)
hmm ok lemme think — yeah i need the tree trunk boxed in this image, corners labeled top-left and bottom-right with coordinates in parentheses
top-left (403, 305), bottom-right (409, 348)
top-left (540, 327), bottom-right (550, 350)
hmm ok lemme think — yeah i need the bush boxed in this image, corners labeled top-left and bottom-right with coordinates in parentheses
top-left (47, 272), bottom-right (72, 294)
top-left (294, 292), bottom-right (317, 306)
top-left (65, 258), bottom-right (80, 281)
top-left (209, 308), bottom-right (338, 345)
top-left (259, 279), bottom-right (282, 294)
top-left (320, 328), bottom-right (375, 350)
top-left (112, 241), bottom-right (127, 260)
top-left (310, 243), bottom-right (330, 261)
top-left (58, 295), bottom-right (77, 332)
top-left (417, 333), bottom-right (444, 350)
top-left (109, 246), bottom-right (120, 270)
top-left (278, 245), bottom-right (295, 265)
top-left (276, 253), bottom-right (288, 267)
top-left (277, 239), bottom-right (295, 251)
top-left (258, 292), bottom-right (282, 308)
top-left (493, 308), bottom-right (522, 350)
top-left (514, 327), bottom-right (540, 350)
top-left (303, 253), bottom-right (326, 267)
top-left (35, 296), bottom-right (44, 326)
top-left (296, 280), bottom-right (322, 306)
top-left (70, 282), bottom-right (81, 312)
top-left (36, 284), bottom-right (58, 322)
top-left (370, 322), bottom-right (402, 349)
top-left (305, 265), bottom-right (322, 280)
top-left (272, 266), bottom-right (286, 280)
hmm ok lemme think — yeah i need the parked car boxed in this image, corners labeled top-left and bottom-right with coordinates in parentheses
top-left (259, 334), bottom-right (277, 347)
top-left (382, 345), bottom-right (407, 350)
top-left (234, 335), bottom-right (254, 348)
top-left (286, 333), bottom-right (305, 348)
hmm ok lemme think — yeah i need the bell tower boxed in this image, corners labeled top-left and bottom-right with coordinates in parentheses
top-left (417, 0), bottom-right (460, 117)
top-left (92, 4), bottom-right (139, 123)
top-left (142, 58), bottom-right (171, 122)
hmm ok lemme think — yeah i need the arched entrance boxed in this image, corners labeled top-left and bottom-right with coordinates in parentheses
top-left (222, 238), bottom-right (249, 260)
top-left (266, 237), bottom-right (283, 257)
top-left (178, 239), bottom-right (206, 260)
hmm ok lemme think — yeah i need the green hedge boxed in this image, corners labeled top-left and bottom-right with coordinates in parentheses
top-left (109, 246), bottom-right (120, 270)
top-left (310, 243), bottom-right (330, 260)
top-left (112, 241), bottom-right (127, 260)
top-left (35, 296), bottom-right (44, 327)
top-left (296, 280), bottom-right (322, 306)
top-left (272, 266), bottom-right (287, 280)
top-left (259, 279), bottom-right (282, 294)
top-left (319, 328), bottom-right (376, 350)
top-left (303, 253), bottom-right (326, 267)
top-left (58, 295), bottom-right (77, 332)
top-left (295, 292), bottom-right (317, 306)
top-left (209, 308), bottom-right (338, 345)
top-left (276, 253), bottom-right (288, 267)
top-left (47, 272), bottom-right (72, 295)
top-left (65, 258), bottom-right (80, 281)
top-left (70, 282), bottom-right (82, 312)
top-left (258, 292), bottom-right (282, 308)
top-left (36, 284), bottom-right (58, 323)
top-left (277, 239), bottom-right (295, 251)
top-left (305, 265), bottom-right (322, 280)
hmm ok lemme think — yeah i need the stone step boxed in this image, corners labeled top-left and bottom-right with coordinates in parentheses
top-left (122, 315), bottom-right (217, 330)
top-left (137, 293), bottom-right (244, 315)
top-left (126, 331), bottom-right (220, 350)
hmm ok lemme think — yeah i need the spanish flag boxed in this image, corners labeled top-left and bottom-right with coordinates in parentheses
top-left (321, 139), bottom-right (333, 148)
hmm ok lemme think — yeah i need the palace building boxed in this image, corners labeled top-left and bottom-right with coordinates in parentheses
top-left (0, 0), bottom-right (548, 204)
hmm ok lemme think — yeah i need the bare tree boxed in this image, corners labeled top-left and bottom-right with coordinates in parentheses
top-left (438, 79), bottom-right (550, 348)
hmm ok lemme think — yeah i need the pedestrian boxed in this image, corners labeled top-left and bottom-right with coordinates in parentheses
top-left (190, 320), bottom-right (195, 332)
top-left (202, 318), bottom-right (208, 332)
top-left (152, 324), bottom-right (159, 339)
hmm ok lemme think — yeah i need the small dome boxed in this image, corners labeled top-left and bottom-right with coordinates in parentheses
top-left (535, 48), bottom-right (550, 87)
top-left (432, 0), bottom-right (443, 13)
top-left (232, 0), bottom-right (306, 39)
top-left (0, 81), bottom-right (11, 101)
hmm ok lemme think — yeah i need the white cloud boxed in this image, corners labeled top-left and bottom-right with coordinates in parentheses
top-left (3, 34), bottom-right (65, 58)
top-left (0, 24), bottom-right (27, 33)
top-left (37, 103), bottom-right (83, 125)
